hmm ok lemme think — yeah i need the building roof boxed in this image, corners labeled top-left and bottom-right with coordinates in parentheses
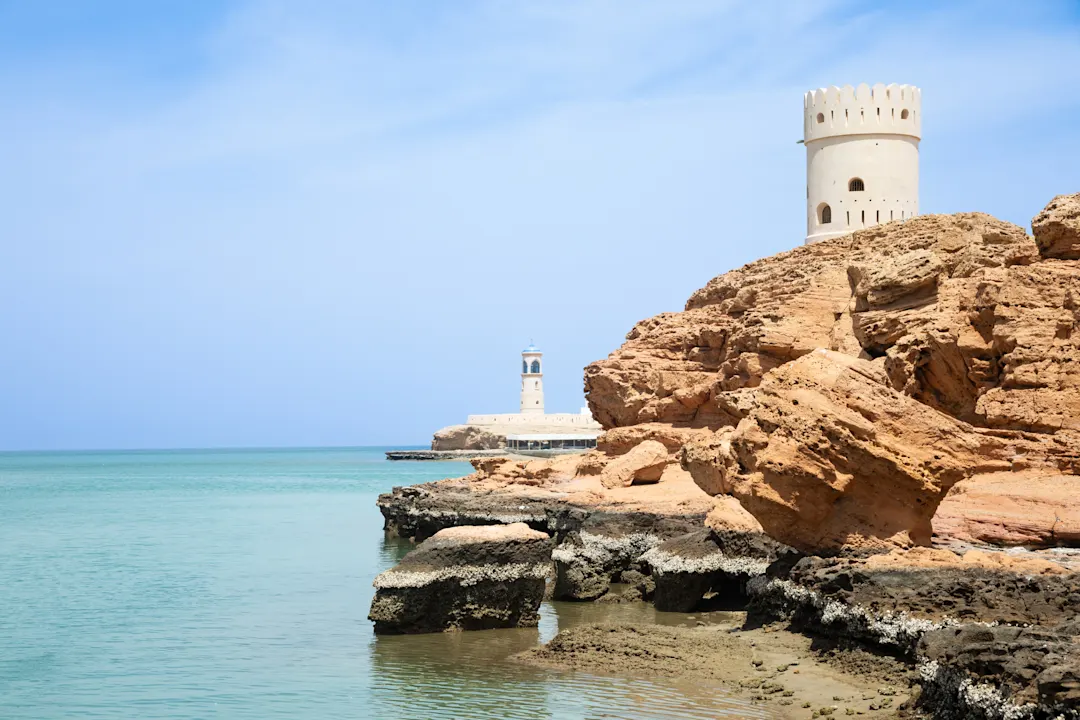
top-left (522, 344), bottom-right (541, 353)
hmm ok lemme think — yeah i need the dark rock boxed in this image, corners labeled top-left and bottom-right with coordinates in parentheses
top-left (551, 512), bottom-right (701, 601)
top-left (918, 624), bottom-right (1080, 719)
top-left (641, 529), bottom-right (792, 612)
top-left (369, 523), bottom-right (551, 634)
top-left (377, 484), bottom-right (552, 541)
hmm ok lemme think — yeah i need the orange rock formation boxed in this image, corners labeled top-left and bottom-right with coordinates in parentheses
top-left (457, 194), bottom-right (1080, 553)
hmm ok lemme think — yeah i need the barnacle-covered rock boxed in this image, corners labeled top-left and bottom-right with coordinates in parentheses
top-left (369, 523), bottom-right (551, 634)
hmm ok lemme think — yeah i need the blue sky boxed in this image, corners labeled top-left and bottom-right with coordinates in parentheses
top-left (1, 0), bottom-right (1078, 450)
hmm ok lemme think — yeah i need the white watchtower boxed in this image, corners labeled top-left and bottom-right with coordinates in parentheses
top-left (804, 83), bottom-right (921, 244)
top-left (520, 344), bottom-right (545, 414)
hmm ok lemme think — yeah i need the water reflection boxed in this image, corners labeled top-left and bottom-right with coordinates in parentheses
top-left (370, 536), bottom-right (777, 720)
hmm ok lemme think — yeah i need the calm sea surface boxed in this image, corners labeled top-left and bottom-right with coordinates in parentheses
top-left (0, 447), bottom-right (773, 719)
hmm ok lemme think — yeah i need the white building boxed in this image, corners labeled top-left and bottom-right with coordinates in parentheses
top-left (804, 83), bottom-right (921, 244)
top-left (462, 344), bottom-right (602, 454)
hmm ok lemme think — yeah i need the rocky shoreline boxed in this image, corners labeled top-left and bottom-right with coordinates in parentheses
top-left (376, 468), bottom-right (1080, 718)
top-left (373, 194), bottom-right (1080, 720)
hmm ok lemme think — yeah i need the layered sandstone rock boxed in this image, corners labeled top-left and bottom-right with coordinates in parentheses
top-left (933, 472), bottom-right (1080, 547)
top-left (368, 523), bottom-right (551, 634)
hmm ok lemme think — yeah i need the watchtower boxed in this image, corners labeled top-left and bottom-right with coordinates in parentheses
top-left (520, 344), bottom-right (544, 414)
top-left (804, 83), bottom-right (921, 244)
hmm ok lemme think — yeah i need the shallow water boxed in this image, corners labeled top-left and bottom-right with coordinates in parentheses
top-left (0, 448), bottom-right (775, 719)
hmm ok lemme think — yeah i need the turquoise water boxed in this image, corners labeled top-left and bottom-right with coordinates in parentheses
top-left (0, 448), bottom-right (772, 719)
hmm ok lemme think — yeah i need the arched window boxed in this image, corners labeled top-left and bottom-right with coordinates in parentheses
top-left (816, 112), bottom-right (824, 124)
top-left (534, 381), bottom-right (539, 389)
top-left (848, 178), bottom-right (865, 192)
top-left (818, 203), bottom-right (832, 225)
top-left (522, 360), bottom-right (528, 374)
top-left (901, 109), bottom-right (909, 120)
top-left (530, 360), bottom-right (540, 374)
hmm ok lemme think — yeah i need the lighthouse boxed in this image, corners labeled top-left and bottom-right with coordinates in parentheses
top-left (520, 344), bottom-right (544, 414)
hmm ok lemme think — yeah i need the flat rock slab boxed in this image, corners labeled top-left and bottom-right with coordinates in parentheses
top-left (369, 522), bottom-right (552, 634)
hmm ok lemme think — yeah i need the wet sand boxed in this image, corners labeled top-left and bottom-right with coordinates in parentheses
top-left (515, 614), bottom-right (913, 719)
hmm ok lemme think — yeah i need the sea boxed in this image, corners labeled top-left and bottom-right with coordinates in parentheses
top-left (0, 447), bottom-right (775, 719)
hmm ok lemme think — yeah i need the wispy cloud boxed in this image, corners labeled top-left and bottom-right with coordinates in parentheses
top-left (0, 1), bottom-right (1077, 449)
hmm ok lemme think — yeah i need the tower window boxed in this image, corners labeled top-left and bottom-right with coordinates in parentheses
top-left (848, 178), bottom-right (865, 192)
top-left (818, 203), bottom-right (832, 225)
top-left (816, 112), bottom-right (824, 124)
top-left (901, 109), bottom-right (909, 119)
top-left (861, 210), bottom-right (865, 225)
top-left (530, 360), bottom-right (540, 374)
top-left (522, 360), bottom-right (528, 374)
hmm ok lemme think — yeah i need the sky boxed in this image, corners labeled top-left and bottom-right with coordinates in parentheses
top-left (1, 0), bottom-right (1078, 451)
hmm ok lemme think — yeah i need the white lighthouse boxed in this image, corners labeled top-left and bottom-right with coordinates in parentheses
top-left (520, 344), bottom-right (544, 414)
top-left (804, 83), bottom-right (921, 244)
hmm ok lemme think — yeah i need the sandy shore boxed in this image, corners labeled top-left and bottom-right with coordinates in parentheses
top-left (515, 616), bottom-right (914, 719)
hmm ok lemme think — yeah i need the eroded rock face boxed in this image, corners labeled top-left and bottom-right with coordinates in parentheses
top-left (1032, 192), bottom-right (1080, 259)
top-left (368, 523), bottom-right (551, 634)
top-left (584, 212), bottom-right (1038, 430)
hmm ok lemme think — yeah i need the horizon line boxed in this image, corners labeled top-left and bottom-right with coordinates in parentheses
top-left (0, 444), bottom-right (429, 455)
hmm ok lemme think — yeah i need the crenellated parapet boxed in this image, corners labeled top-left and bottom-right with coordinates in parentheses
top-left (804, 83), bottom-right (921, 143)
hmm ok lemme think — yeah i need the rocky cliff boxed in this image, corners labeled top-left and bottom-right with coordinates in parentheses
top-left (584, 194), bottom-right (1080, 552)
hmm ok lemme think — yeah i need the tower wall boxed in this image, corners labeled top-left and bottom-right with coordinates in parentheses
top-left (520, 350), bottom-right (544, 414)
top-left (804, 83), bottom-right (921, 244)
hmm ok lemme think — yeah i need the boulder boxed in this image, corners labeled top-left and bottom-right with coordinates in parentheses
top-left (599, 440), bottom-right (669, 489)
top-left (687, 349), bottom-right (1042, 552)
top-left (368, 523), bottom-right (551, 634)
top-left (431, 424), bottom-right (506, 450)
top-left (1032, 192), bottom-right (1080, 259)
top-left (704, 495), bottom-right (763, 535)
